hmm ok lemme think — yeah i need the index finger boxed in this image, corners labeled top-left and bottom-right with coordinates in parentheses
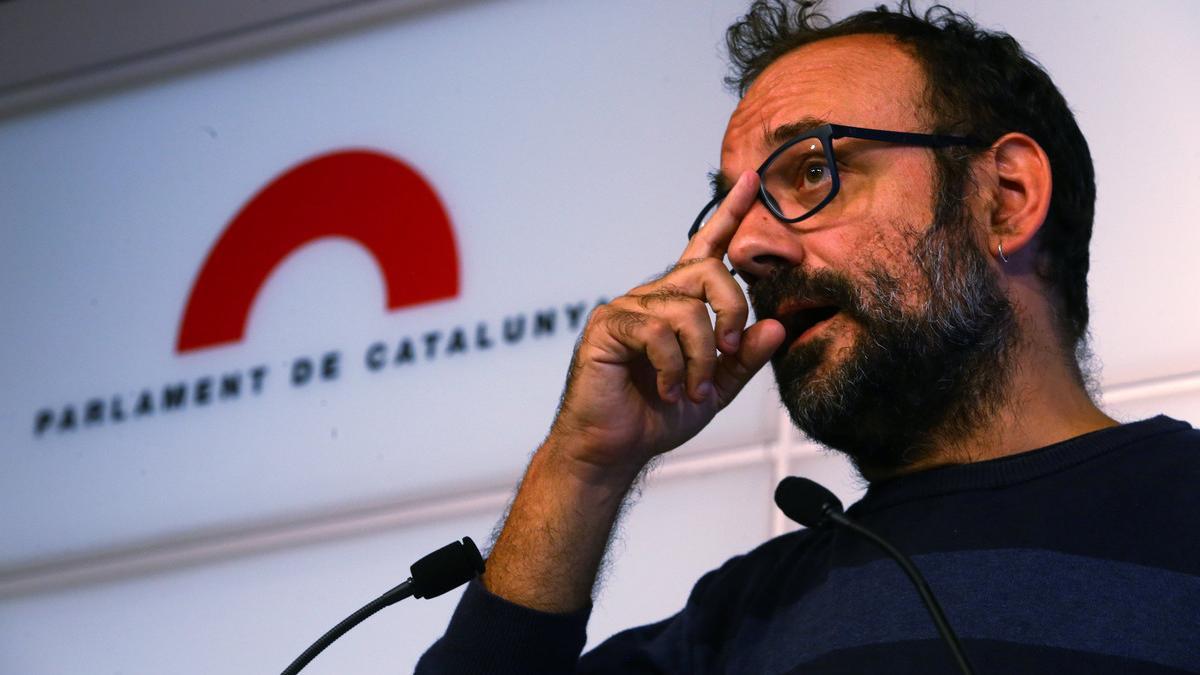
top-left (680, 170), bottom-right (760, 263)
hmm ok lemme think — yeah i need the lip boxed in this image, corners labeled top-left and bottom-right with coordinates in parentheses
top-left (775, 298), bottom-right (832, 317)
top-left (792, 310), bottom-right (839, 346)
top-left (772, 300), bottom-right (841, 349)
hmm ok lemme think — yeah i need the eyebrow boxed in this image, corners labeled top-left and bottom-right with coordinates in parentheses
top-left (707, 169), bottom-right (733, 200)
top-left (765, 115), bottom-right (833, 147)
top-left (709, 115), bottom-right (835, 199)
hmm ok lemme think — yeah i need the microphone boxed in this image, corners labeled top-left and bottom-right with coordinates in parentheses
top-left (774, 478), bottom-right (975, 675)
top-left (410, 536), bottom-right (487, 599)
top-left (281, 536), bottom-right (485, 675)
top-left (773, 475), bottom-right (842, 528)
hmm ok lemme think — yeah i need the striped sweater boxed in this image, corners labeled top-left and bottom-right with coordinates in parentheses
top-left (419, 416), bottom-right (1200, 673)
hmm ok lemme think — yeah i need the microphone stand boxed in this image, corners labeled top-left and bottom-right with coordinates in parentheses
top-left (776, 477), bottom-right (975, 675)
top-left (281, 580), bottom-right (416, 675)
top-left (280, 536), bottom-right (484, 675)
top-left (825, 507), bottom-right (975, 675)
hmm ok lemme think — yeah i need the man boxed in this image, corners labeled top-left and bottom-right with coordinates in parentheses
top-left (419, 1), bottom-right (1200, 672)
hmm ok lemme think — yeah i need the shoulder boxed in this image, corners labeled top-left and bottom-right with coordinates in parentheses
top-left (1086, 416), bottom-right (1200, 570)
top-left (700, 527), bottom-right (819, 579)
top-left (1105, 415), bottom-right (1200, 478)
top-left (684, 526), bottom-right (829, 609)
top-left (650, 527), bottom-right (828, 651)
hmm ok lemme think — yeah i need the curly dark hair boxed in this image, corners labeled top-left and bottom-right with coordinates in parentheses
top-left (725, 0), bottom-right (1096, 357)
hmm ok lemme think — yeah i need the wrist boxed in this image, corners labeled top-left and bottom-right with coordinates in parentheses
top-left (480, 438), bottom-right (641, 613)
top-left (535, 435), bottom-right (644, 496)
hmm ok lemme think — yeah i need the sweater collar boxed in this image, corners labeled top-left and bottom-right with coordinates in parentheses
top-left (847, 415), bottom-right (1190, 516)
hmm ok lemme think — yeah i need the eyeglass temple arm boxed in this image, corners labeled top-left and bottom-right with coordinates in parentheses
top-left (688, 194), bottom-right (722, 239)
top-left (830, 124), bottom-right (985, 148)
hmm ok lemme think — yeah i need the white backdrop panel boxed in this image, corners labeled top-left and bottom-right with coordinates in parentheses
top-left (0, 2), bottom-right (1198, 670)
top-left (0, 0), bottom-right (773, 567)
top-left (947, 0), bottom-right (1200, 385)
top-left (0, 511), bottom-right (497, 675)
top-left (1102, 385), bottom-right (1200, 426)
top-left (0, 459), bottom-right (777, 674)
top-left (586, 461), bottom-right (776, 650)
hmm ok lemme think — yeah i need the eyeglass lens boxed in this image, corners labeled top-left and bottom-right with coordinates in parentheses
top-left (691, 134), bottom-right (834, 239)
top-left (760, 134), bottom-right (833, 221)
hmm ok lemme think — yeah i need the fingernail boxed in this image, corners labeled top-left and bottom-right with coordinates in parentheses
top-left (668, 384), bottom-right (681, 401)
top-left (696, 381), bottom-right (713, 400)
top-left (725, 331), bottom-right (741, 350)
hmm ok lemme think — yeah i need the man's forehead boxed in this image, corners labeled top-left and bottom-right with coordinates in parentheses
top-left (721, 34), bottom-right (927, 156)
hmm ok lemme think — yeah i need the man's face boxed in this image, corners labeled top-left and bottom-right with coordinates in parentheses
top-left (723, 35), bottom-right (1017, 477)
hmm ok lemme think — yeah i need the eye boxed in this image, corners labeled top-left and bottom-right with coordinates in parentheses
top-left (803, 163), bottom-right (827, 186)
top-left (799, 160), bottom-right (830, 188)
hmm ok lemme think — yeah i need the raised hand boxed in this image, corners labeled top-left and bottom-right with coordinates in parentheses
top-left (481, 172), bottom-right (785, 613)
top-left (546, 171), bottom-right (786, 480)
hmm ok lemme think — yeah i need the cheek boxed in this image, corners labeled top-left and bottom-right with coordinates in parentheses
top-left (818, 163), bottom-right (942, 314)
top-left (850, 218), bottom-right (935, 315)
top-left (829, 178), bottom-right (936, 265)
top-left (846, 155), bottom-right (940, 230)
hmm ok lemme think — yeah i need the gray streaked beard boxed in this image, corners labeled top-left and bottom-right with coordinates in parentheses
top-left (751, 164), bottom-right (1018, 479)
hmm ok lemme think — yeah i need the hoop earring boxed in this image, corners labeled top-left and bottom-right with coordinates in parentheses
top-left (997, 242), bottom-right (1009, 263)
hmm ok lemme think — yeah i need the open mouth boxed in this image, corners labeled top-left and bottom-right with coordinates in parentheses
top-left (779, 304), bottom-right (840, 346)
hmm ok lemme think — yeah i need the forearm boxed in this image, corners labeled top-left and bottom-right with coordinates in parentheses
top-left (482, 438), bottom-right (642, 613)
top-left (478, 174), bottom-right (775, 613)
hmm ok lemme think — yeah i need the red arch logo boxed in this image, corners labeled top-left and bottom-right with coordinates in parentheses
top-left (176, 149), bottom-right (459, 353)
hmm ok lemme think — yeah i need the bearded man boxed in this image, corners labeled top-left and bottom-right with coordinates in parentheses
top-left (419, 2), bottom-right (1200, 672)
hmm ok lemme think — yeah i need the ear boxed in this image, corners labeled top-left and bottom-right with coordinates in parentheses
top-left (984, 132), bottom-right (1052, 263)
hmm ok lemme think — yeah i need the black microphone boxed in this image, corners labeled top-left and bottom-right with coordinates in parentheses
top-left (281, 536), bottom-right (485, 675)
top-left (774, 478), bottom-right (976, 675)
top-left (410, 537), bottom-right (487, 599)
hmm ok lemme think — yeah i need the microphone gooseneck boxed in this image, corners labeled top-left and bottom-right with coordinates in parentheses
top-left (774, 477), bottom-right (976, 675)
top-left (281, 536), bottom-right (485, 675)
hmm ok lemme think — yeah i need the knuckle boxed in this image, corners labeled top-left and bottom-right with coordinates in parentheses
top-left (644, 317), bottom-right (675, 341)
top-left (660, 351), bottom-right (685, 371)
top-left (689, 351), bottom-right (718, 369)
top-left (679, 320), bottom-right (716, 351)
top-left (673, 257), bottom-right (724, 278)
top-left (670, 257), bottom-right (711, 275)
top-left (582, 304), bottom-right (613, 335)
top-left (714, 301), bottom-right (749, 321)
top-left (712, 287), bottom-right (749, 315)
top-left (635, 284), bottom-right (690, 310)
top-left (650, 338), bottom-right (684, 369)
top-left (604, 308), bottom-right (646, 341)
top-left (686, 333), bottom-right (718, 358)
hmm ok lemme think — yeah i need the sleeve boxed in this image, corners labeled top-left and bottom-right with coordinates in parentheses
top-left (415, 577), bottom-right (693, 675)
top-left (575, 553), bottom-right (755, 674)
top-left (416, 537), bottom-right (791, 674)
top-left (414, 579), bottom-right (591, 674)
top-left (579, 534), bottom-right (807, 673)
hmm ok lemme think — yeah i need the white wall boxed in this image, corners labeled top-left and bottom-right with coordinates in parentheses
top-left (1, 1), bottom-right (1197, 673)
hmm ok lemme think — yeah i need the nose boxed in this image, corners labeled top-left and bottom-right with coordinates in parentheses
top-left (727, 198), bottom-right (805, 285)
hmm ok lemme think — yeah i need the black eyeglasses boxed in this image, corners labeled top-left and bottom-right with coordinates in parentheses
top-left (688, 123), bottom-right (985, 240)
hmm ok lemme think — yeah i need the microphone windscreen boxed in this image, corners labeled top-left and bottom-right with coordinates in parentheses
top-left (774, 476), bottom-right (844, 528)
top-left (410, 537), bottom-right (486, 599)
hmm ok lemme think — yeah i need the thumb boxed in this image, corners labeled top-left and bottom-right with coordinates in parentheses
top-left (713, 318), bottom-right (786, 405)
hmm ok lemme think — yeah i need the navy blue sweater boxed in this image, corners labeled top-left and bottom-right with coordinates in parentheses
top-left (418, 416), bottom-right (1200, 673)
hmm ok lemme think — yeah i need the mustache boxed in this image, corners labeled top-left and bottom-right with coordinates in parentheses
top-left (748, 266), bottom-right (869, 323)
